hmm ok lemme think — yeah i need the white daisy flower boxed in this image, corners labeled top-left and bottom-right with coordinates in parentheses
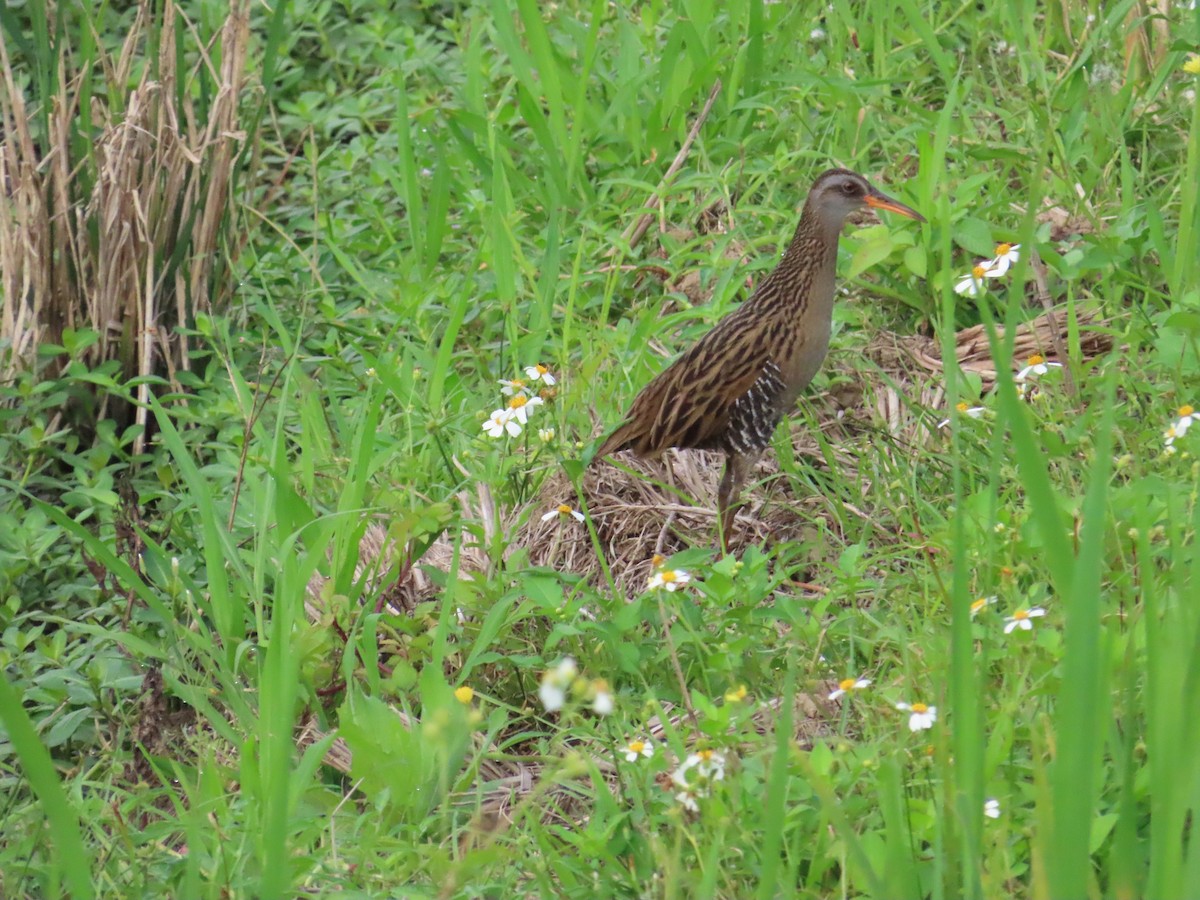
top-left (675, 789), bottom-right (699, 813)
top-left (828, 677), bottom-right (871, 700)
top-left (590, 680), bottom-right (614, 716)
top-left (954, 262), bottom-right (993, 296)
top-left (1015, 354), bottom-right (1062, 381)
top-left (541, 504), bottom-right (585, 523)
top-left (538, 681), bottom-right (566, 712)
top-left (647, 568), bottom-right (690, 591)
top-left (506, 393), bottom-right (544, 424)
top-left (538, 657), bottom-right (578, 712)
top-left (984, 243), bottom-right (1021, 276)
top-left (1172, 404), bottom-right (1200, 438)
top-left (1003, 606), bottom-right (1046, 634)
top-left (938, 401), bottom-right (986, 428)
top-left (482, 408), bottom-right (520, 438)
top-left (969, 596), bottom-right (998, 618)
top-left (895, 702), bottom-right (938, 732)
top-left (498, 378), bottom-right (528, 396)
top-left (524, 364), bottom-right (556, 386)
top-left (622, 739), bottom-right (655, 763)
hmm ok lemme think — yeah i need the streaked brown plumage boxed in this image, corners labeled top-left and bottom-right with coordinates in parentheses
top-left (594, 168), bottom-right (925, 550)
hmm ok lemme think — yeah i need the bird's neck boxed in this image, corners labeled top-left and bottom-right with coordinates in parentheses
top-left (783, 204), bottom-right (843, 267)
top-left (745, 208), bottom-right (840, 317)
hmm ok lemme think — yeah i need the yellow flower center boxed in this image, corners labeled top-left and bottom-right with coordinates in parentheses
top-left (628, 740), bottom-right (645, 754)
top-left (509, 395), bottom-right (528, 409)
top-left (454, 686), bottom-right (474, 704)
top-left (839, 678), bottom-right (857, 691)
top-left (698, 749), bottom-right (714, 761)
top-left (1013, 609), bottom-right (1031, 620)
top-left (970, 598), bottom-right (987, 613)
top-left (1027, 354), bottom-right (1045, 366)
top-left (955, 402), bottom-right (969, 412)
top-left (1179, 405), bottom-right (1195, 417)
top-left (910, 703), bottom-right (928, 714)
top-left (534, 364), bottom-right (548, 375)
top-left (995, 243), bottom-right (1012, 255)
top-left (557, 504), bottom-right (572, 515)
top-left (971, 264), bottom-right (987, 279)
top-left (651, 554), bottom-right (666, 568)
top-left (661, 570), bottom-right (678, 583)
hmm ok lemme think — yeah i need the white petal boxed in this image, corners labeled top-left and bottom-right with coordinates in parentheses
top-left (538, 683), bottom-right (565, 712)
top-left (955, 276), bottom-right (983, 296)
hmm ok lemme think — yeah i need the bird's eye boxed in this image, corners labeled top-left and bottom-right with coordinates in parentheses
top-left (841, 181), bottom-right (857, 195)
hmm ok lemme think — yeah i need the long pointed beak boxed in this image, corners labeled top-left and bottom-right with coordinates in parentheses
top-left (866, 190), bottom-right (926, 223)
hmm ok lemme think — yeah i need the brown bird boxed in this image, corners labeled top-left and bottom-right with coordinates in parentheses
top-left (593, 168), bottom-right (925, 550)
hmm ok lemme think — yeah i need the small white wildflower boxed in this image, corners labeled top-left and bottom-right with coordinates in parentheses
top-left (538, 657), bottom-right (578, 712)
top-left (590, 680), bottom-right (614, 716)
top-left (955, 262), bottom-right (992, 296)
top-left (537, 427), bottom-right (556, 442)
top-left (622, 739), bottom-right (655, 763)
top-left (541, 504), bottom-right (585, 523)
top-left (985, 243), bottom-right (1021, 276)
top-left (938, 401), bottom-right (986, 428)
top-left (482, 409), bottom-right (520, 438)
top-left (970, 596), bottom-right (998, 618)
top-left (895, 702), bottom-right (938, 732)
top-left (1015, 354), bottom-right (1062, 381)
top-left (498, 378), bottom-right (528, 396)
top-left (1003, 606), bottom-right (1046, 634)
top-left (984, 798), bottom-right (1001, 819)
top-left (506, 393), bottom-right (544, 424)
top-left (675, 789), bottom-right (699, 813)
top-left (647, 568), bottom-right (691, 591)
top-left (1171, 405), bottom-right (1200, 438)
top-left (524, 364), bottom-right (556, 386)
top-left (828, 677), bottom-right (871, 700)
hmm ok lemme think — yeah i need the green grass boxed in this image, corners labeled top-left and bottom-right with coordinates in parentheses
top-left (3, 0), bottom-right (1200, 897)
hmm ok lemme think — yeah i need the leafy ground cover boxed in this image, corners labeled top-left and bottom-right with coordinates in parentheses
top-left (2, 0), bottom-right (1200, 897)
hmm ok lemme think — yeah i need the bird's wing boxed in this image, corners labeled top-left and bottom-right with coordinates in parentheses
top-left (595, 310), bottom-right (772, 459)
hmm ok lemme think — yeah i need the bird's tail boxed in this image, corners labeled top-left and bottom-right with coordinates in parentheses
top-left (589, 419), bottom-right (641, 466)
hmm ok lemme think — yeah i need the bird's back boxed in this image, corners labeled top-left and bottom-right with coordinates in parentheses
top-left (594, 300), bottom-right (795, 459)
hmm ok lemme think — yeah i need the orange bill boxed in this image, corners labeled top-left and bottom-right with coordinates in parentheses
top-left (866, 190), bottom-right (926, 223)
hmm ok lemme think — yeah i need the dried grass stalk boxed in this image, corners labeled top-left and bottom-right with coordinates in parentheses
top-left (0, 1), bottom-right (252, 448)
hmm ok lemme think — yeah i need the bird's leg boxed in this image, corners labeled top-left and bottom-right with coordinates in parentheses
top-left (717, 450), bottom-right (760, 554)
top-left (663, 449), bottom-right (678, 496)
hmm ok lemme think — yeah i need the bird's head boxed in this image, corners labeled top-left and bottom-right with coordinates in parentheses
top-left (805, 168), bottom-right (926, 228)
